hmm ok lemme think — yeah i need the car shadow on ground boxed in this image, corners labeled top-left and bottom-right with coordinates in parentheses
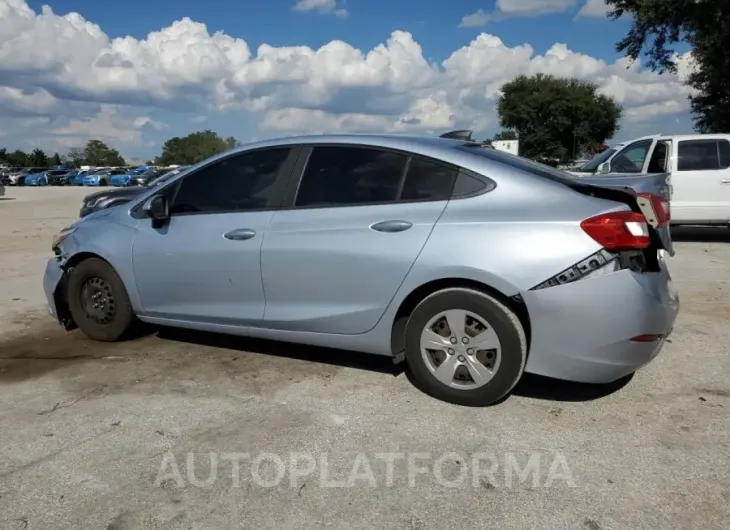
top-left (155, 326), bottom-right (632, 405)
top-left (671, 226), bottom-right (730, 243)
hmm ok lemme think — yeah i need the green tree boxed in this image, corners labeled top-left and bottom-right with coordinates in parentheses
top-left (497, 74), bottom-right (623, 164)
top-left (493, 130), bottom-right (518, 142)
top-left (50, 152), bottom-right (62, 166)
top-left (156, 130), bottom-right (239, 166)
top-left (63, 147), bottom-right (86, 168)
top-left (30, 148), bottom-right (48, 166)
top-left (6, 150), bottom-right (29, 166)
top-left (83, 140), bottom-right (125, 166)
top-left (606, 0), bottom-right (730, 133)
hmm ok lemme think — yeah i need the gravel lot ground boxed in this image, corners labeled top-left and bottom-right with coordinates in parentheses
top-left (1, 186), bottom-right (729, 530)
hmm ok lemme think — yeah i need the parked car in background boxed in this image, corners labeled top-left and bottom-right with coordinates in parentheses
top-left (111, 166), bottom-right (153, 187)
top-left (26, 169), bottom-right (74, 186)
top-left (570, 133), bottom-right (730, 227)
top-left (45, 134), bottom-right (677, 406)
top-left (6, 167), bottom-right (48, 186)
top-left (23, 170), bottom-right (49, 186)
top-left (129, 168), bottom-right (165, 186)
top-left (72, 169), bottom-right (95, 185)
top-left (78, 167), bottom-right (188, 217)
top-left (83, 168), bottom-right (126, 186)
top-left (58, 169), bottom-right (81, 185)
top-left (0, 166), bottom-right (22, 185)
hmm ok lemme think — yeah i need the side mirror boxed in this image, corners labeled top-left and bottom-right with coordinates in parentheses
top-left (597, 162), bottom-right (611, 174)
top-left (142, 195), bottom-right (169, 221)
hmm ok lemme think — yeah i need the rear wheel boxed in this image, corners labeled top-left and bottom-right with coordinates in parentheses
top-left (66, 258), bottom-right (136, 342)
top-left (404, 288), bottom-right (527, 406)
top-left (99, 179), bottom-right (107, 186)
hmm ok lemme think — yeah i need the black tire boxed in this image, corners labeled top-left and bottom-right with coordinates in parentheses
top-left (99, 179), bottom-right (107, 186)
top-left (404, 287), bottom-right (527, 406)
top-left (66, 258), bottom-right (136, 342)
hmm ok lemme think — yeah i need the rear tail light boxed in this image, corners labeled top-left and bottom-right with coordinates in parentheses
top-left (637, 193), bottom-right (670, 228)
top-left (580, 211), bottom-right (651, 251)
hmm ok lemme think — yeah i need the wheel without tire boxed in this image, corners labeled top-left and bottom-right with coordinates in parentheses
top-left (404, 287), bottom-right (527, 406)
top-left (66, 258), bottom-right (136, 342)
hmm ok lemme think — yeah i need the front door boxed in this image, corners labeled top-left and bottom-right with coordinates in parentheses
top-left (131, 146), bottom-right (296, 325)
top-left (261, 146), bottom-right (457, 334)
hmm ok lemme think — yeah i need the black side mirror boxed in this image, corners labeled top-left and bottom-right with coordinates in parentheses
top-left (142, 195), bottom-right (169, 222)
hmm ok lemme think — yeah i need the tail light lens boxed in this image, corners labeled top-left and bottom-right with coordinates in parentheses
top-left (581, 211), bottom-right (651, 250)
top-left (637, 192), bottom-right (670, 228)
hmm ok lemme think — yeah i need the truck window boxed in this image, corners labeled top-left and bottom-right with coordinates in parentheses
top-left (646, 141), bottom-right (670, 173)
top-left (611, 140), bottom-right (652, 173)
top-left (677, 139), bottom-right (724, 171)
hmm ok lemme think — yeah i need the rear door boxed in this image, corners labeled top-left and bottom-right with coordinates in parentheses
top-left (260, 145), bottom-right (456, 334)
top-left (670, 138), bottom-right (730, 223)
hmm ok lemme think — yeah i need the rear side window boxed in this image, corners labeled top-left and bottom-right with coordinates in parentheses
top-left (400, 157), bottom-right (458, 201)
top-left (677, 140), bottom-right (728, 171)
top-left (295, 147), bottom-right (407, 207)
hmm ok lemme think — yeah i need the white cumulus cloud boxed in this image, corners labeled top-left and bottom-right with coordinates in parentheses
top-left (0, 0), bottom-right (695, 152)
top-left (292, 0), bottom-right (348, 17)
top-left (577, 0), bottom-right (610, 18)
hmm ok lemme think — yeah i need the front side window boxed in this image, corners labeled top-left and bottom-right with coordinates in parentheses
top-left (579, 148), bottom-right (616, 173)
top-left (171, 148), bottom-right (291, 214)
top-left (295, 147), bottom-right (407, 208)
top-left (677, 139), bottom-right (726, 171)
top-left (610, 140), bottom-right (653, 173)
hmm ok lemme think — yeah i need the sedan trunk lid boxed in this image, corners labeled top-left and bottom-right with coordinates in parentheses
top-left (568, 172), bottom-right (674, 256)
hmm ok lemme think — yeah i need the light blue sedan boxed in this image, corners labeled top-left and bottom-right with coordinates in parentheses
top-left (42, 133), bottom-right (678, 406)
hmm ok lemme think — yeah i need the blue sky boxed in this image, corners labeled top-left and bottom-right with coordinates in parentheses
top-left (3, 0), bottom-right (695, 160)
top-left (25, 0), bottom-right (633, 60)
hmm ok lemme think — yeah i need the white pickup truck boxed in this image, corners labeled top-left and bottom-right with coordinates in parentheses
top-left (568, 134), bottom-right (730, 227)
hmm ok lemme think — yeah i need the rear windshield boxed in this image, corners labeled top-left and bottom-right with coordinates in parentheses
top-left (455, 144), bottom-right (579, 186)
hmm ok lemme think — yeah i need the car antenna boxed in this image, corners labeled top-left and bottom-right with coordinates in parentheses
top-left (439, 130), bottom-right (474, 141)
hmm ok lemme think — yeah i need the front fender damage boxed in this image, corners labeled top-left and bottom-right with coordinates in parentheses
top-left (53, 264), bottom-right (77, 331)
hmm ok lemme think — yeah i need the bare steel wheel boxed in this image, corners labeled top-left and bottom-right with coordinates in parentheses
top-left (67, 258), bottom-right (136, 342)
top-left (420, 309), bottom-right (502, 390)
top-left (404, 287), bottom-right (527, 406)
top-left (80, 277), bottom-right (116, 325)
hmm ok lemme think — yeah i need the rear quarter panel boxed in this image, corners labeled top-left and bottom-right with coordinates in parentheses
top-left (403, 173), bottom-right (621, 295)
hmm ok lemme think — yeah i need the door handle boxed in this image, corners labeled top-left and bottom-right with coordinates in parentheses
top-left (223, 228), bottom-right (256, 241)
top-left (370, 220), bottom-right (413, 233)
top-left (721, 179), bottom-right (730, 184)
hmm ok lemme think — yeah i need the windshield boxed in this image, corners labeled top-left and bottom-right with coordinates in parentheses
top-left (578, 148), bottom-right (616, 172)
top-left (146, 168), bottom-right (185, 187)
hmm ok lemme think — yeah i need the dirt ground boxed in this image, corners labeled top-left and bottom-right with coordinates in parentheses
top-left (0, 187), bottom-right (729, 529)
